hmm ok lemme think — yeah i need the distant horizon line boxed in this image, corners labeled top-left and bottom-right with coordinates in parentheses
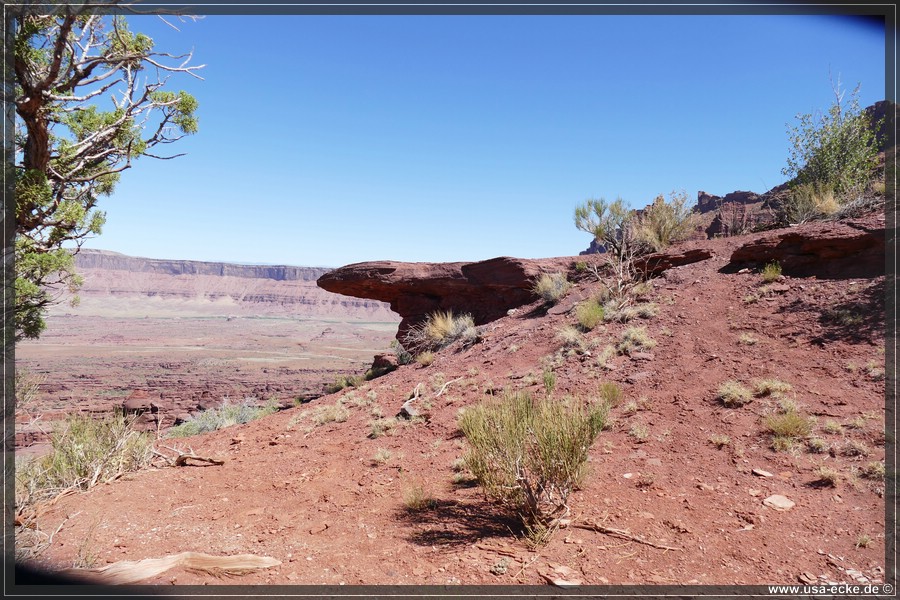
top-left (73, 247), bottom-right (340, 270)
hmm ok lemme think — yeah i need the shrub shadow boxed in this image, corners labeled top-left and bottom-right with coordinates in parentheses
top-left (395, 498), bottom-right (518, 547)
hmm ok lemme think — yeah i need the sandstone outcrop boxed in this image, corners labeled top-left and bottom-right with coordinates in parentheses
top-left (729, 212), bottom-right (885, 278)
top-left (318, 256), bottom-right (574, 339)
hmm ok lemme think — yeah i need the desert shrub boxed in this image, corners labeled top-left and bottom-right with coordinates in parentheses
top-left (533, 272), bottom-right (571, 305)
top-left (17, 412), bottom-right (153, 505)
top-left (168, 397), bottom-right (279, 437)
top-left (632, 191), bottom-right (698, 253)
top-left (575, 298), bottom-right (604, 331)
top-left (717, 381), bottom-right (753, 407)
top-left (761, 261), bottom-right (782, 283)
top-left (404, 310), bottom-right (477, 352)
top-left (617, 326), bottom-right (656, 355)
top-left (416, 351), bottom-right (435, 366)
top-left (459, 391), bottom-right (607, 533)
top-left (783, 81), bottom-right (882, 199)
top-left (778, 181), bottom-right (840, 225)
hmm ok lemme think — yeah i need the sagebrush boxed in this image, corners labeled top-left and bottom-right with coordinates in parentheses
top-left (459, 391), bottom-right (608, 534)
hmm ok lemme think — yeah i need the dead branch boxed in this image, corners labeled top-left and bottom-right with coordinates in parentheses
top-left (435, 376), bottom-right (463, 397)
top-left (152, 445), bottom-right (224, 467)
top-left (574, 520), bottom-right (681, 551)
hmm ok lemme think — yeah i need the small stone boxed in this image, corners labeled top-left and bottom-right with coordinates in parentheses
top-left (799, 572), bottom-right (817, 584)
top-left (763, 494), bottom-right (795, 511)
top-left (748, 489), bottom-right (761, 497)
top-left (752, 469), bottom-right (774, 478)
top-left (623, 473), bottom-right (634, 479)
top-left (309, 522), bottom-right (329, 535)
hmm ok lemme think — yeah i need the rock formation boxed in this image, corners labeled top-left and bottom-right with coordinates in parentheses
top-left (729, 212), bottom-right (885, 278)
top-left (318, 256), bottom-right (574, 340)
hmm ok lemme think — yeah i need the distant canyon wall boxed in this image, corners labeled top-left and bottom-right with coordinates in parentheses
top-left (66, 249), bottom-right (400, 321)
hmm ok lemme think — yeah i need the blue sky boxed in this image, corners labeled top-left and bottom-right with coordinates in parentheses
top-left (79, 12), bottom-right (887, 267)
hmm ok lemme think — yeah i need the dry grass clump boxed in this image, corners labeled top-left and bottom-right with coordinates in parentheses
top-left (813, 465), bottom-right (841, 487)
top-left (533, 272), bottom-right (572, 305)
top-left (765, 409), bottom-right (813, 451)
top-left (403, 484), bottom-right (438, 512)
top-left (860, 461), bottom-right (885, 480)
top-left (557, 324), bottom-right (585, 349)
top-left (779, 181), bottom-right (841, 225)
top-left (459, 391), bottom-right (607, 538)
top-left (617, 326), bottom-right (656, 355)
top-left (709, 434), bottom-right (731, 449)
top-left (598, 382), bottom-right (623, 407)
top-left (405, 310), bottom-right (478, 352)
top-left (753, 379), bottom-right (793, 397)
top-left (717, 381), bottom-right (753, 407)
top-left (371, 447), bottom-right (393, 465)
top-left (416, 351), bottom-right (435, 366)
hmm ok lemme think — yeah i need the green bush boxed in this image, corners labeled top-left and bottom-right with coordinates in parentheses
top-left (575, 298), bottom-right (604, 330)
top-left (783, 81), bottom-right (882, 198)
top-left (459, 391), bottom-right (608, 534)
top-left (533, 272), bottom-right (572, 305)
top-left (761, 261), bottom-right (782, 283)
top-left (17, 412), bottom-right (153, 505)
top-left (168, 397), bottom-right (279, 438)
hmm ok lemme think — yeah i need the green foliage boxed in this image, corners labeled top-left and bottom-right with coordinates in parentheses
top-left (167, 398), bottom-right (279, 438)
top-left (632, 191), bottom-right (698, 253)
top-left (16, 412), bottom-right (153, 506)
top-left (13, 13), bottom-right (201, 339)
top-left (459, 391), bottom-right (607, 530)
top-left (574, 197), bottom-right (635, 260)
top-left (533, 272), bottom-right (572, 305)
top-left (783, 81), bottom-right (882, 198)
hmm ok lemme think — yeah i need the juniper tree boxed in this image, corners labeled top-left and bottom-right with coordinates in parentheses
top-left (8, 8), bottom-right (202, 339)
